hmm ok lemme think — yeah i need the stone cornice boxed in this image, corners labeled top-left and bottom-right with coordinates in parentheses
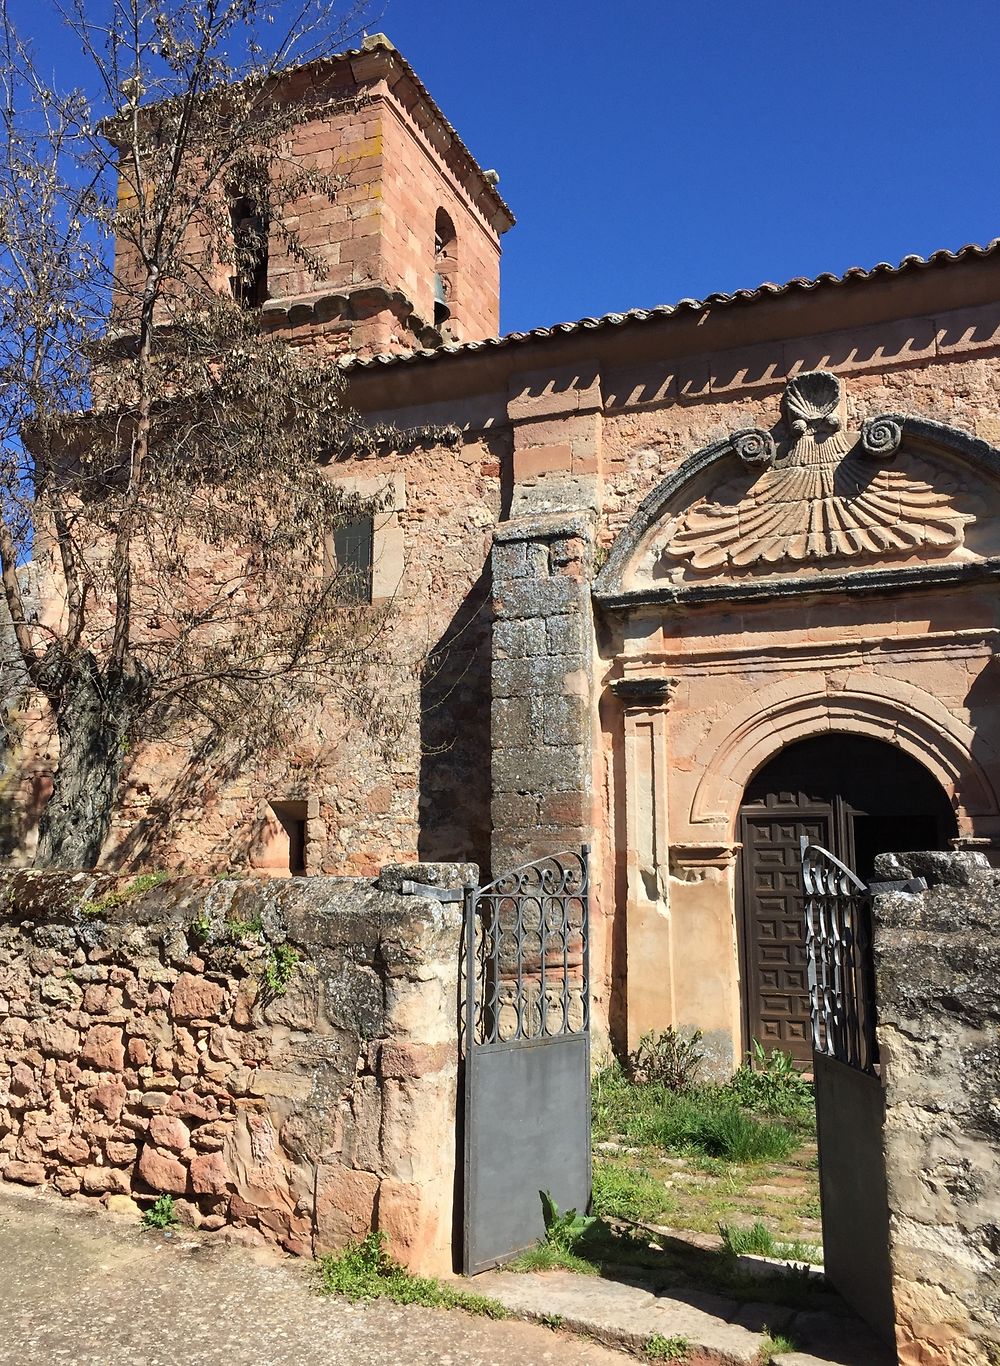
top-left (595, 557), bottom-right (1000, 614)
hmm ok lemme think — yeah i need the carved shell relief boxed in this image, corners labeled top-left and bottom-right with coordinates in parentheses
top-left (657, 372), bottom-right (974, 574)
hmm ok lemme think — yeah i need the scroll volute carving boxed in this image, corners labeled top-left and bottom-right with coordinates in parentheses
top-left (661, 371), bottom-right (971, 573)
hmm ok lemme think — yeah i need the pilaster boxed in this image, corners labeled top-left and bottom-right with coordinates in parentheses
top-left (490, 511), bottom-right (596, 874)
top-left (610, 677), bottom-right (677, 1051)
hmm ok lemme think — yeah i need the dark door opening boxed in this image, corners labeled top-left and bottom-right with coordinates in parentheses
top-left (738, 734), bottom-right (956, 1065)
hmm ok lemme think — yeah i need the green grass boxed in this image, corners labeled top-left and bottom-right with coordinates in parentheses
top-left (719, 1221), bottom-right (822, 1266)
top-left (760, 1330), bottom-right (798, 1358)
top-left (316, 1232), bottom-right (508, 1317)
top-left (141, 1194), bottom-right (178, 1230)
top-left (592, 1162), bottom-right (665, 1222)
top-left (645, 1333), bottom-right (690, 1361)
top-left (593, 1066), bottom-right (797, 1163)
top-left (505, 1241), bottom-right (600, 1275)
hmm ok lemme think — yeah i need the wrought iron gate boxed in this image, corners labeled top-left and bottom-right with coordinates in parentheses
top-left (799, 837), bottom-right (879, 1073)
top-left (462, 847), bottom-right (591, 1274)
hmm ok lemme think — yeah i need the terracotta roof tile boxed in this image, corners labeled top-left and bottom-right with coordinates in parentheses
top-left (345, 237), bottom-right (1000, 371)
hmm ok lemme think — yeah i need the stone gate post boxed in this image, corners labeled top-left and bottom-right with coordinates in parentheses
top-left (872, 849), bottom-right (1000, 1366)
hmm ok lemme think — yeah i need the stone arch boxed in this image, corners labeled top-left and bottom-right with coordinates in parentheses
top-left (592, 409), bottom-right (1000, 605)
top-left (689, 673), bottom-right (1000, 834)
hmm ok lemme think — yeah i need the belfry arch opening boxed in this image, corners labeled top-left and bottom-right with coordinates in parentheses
top-left (737, 733), bottom-right (957, 1065)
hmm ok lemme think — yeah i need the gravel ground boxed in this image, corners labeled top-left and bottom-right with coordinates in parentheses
top-left (0, 1184), bottom-right (631, 1366)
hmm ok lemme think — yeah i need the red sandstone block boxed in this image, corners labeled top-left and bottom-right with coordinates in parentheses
top-left (513, 444), bottom-right (573, 482)
top-left (4, 1160), bottom-right (46, 1185)
top-left (137, 1143), bottom-right (188, 1195)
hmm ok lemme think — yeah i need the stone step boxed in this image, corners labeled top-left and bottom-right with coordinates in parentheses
top-left (459, 1268), bottom-right (897, 1366)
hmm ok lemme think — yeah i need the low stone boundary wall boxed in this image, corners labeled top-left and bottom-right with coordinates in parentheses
top-left (873, 851), bottom-right (1000, 1366)
top-left (0, 864), bottom-right (470, 1273)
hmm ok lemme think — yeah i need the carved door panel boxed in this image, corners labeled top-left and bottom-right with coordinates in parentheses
top-left (739, 799), bottom-right (839, 1066)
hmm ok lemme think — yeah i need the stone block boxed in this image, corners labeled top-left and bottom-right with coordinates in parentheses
top-left (491, 696), bottom-right (540, 749)
top-left (249, 1069), bottom-right (313, 1100)
top-left (4, 1160), bottom-right (45, 1185)
top-left (491, 792), bottom-right (539, 828)
top-left (493, 746), bottom-right (588, 795)
top-left (541, 695), bottom-right (589, 748)
top-left (169, 973), bottom-right (225, 1022)
top-left (545, 612), bottom-right (586, 656)
top-left (492, 655), bottom-right (581, 698)
top-left (493, 617), bottom-right (546, 660)
top-left (493, 578), bottom-right (582, 622)
top-left (79, 1026), bottom-right (125, 1073)
top-left (189, 1151), bottom-right (231, 1196)
top-left (137, 1144), bottom-right (188, 1195)
top-left (512, 443), bottom-right (573, 483)
top-left (314, 1164), bottom-right (379, 1248)
top-left (148, 1114), bottom-right (190, 1152)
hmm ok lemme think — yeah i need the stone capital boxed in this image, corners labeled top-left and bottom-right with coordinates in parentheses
top-left (610, 676), bottom-right (678, 708)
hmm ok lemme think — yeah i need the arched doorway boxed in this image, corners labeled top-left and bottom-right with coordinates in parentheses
top-left (737, 734), bottom-right (957, 1065)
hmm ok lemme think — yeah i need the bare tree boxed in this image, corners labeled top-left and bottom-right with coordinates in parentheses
top-left (0, 0), bottom-right (401, 868)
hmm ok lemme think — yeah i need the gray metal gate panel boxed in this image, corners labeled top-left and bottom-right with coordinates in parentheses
top-left (800, 839), bottom-right (905, 1345)
top-left (462, 848), bottom-right (591, 1275)
top-left (464, 1034), bottom-right (590, 1275)
top-left (814, 1053), bottom-right (895, 1345)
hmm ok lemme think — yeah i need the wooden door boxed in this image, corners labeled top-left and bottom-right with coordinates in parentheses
top-left (739, 799), bottom-right (835, 1066)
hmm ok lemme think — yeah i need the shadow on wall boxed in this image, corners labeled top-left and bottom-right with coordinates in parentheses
top-left (602, 315), bottom-right (1000, 410)
top-left (417, 562), bottom-right (493, 876)
top-left (107, 732), bottom-right (263, 873)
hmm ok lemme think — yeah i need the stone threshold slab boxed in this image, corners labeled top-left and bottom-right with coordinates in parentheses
top-left (459, 1268), bottom-right (896, 1366)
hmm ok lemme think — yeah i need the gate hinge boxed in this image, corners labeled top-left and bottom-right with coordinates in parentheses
top-left (399, 880), bottom-right (465, 902)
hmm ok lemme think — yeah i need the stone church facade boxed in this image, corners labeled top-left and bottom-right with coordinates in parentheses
top-left (10, 35), bottom-right (1000, 1069)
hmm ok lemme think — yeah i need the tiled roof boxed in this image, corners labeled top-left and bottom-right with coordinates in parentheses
top-left (346, 237), bottom-right (1000, 371)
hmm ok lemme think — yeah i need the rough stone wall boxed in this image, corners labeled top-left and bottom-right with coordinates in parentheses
top-left (873, 851), bottom-right (1000, 1366)
top-left (0, 866), bottom-right (469, 1274)
top-left (5, 431), bottom-right (503, 879)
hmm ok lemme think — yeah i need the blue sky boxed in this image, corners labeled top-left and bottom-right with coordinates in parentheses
top-left (14, 0), bottom-right (1000, 336)
top-left (380, 0), bottom-right (1000, 333)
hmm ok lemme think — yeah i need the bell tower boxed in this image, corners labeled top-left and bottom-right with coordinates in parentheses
top-left (256, 34), bottom-right (514, 357)
top-left (109, 35), bottom-right (514, 360)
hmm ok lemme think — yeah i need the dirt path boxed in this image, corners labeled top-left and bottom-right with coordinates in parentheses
top-left (0, 1184), bottom-right (631, 1366)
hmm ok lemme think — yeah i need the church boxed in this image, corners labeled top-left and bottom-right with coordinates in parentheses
top-left (13, 34), bottom-right (1000, 1072)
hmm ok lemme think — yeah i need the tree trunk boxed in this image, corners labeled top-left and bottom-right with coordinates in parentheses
top-left (34, 653), bottom-right (145, 869)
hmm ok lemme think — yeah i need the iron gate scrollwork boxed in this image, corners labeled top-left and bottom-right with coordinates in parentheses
top-left (462, 847), bottom-right (591, 1274)
top-left (799, 837), bottom-right (878, 1074)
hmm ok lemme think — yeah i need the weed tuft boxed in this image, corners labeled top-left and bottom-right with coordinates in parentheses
top-left (260, 942), bottom-right (300, 996)
top-left (760, 1329), bottom-right (798, 1358)
top-left (504, 1241), bottom-right (600, 1275)
top-left (726, 1041), bottom-right (814, 1126)
top-left (719, 1221), bottom-right (822, 1266)
top-left (316, 1231), bottom-right (508, 1317)
top-left (141, 1194), bottom-right (178, 1229)
top-left (80, 870), bottom-right (168, 918)
top-left (645, 1332), bottom-right (690, 1361)
top-left (628, 1028), bottom-right (704, 1091)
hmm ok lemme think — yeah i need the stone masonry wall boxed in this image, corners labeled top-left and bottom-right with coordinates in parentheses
top-left (0, 864), bottom-right (469, 1274)
top-left (872, 851), bottom-right (1000, 1366)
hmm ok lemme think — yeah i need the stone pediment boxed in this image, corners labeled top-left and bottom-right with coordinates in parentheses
top-left (594, 372), bottom-right (1000, 609)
